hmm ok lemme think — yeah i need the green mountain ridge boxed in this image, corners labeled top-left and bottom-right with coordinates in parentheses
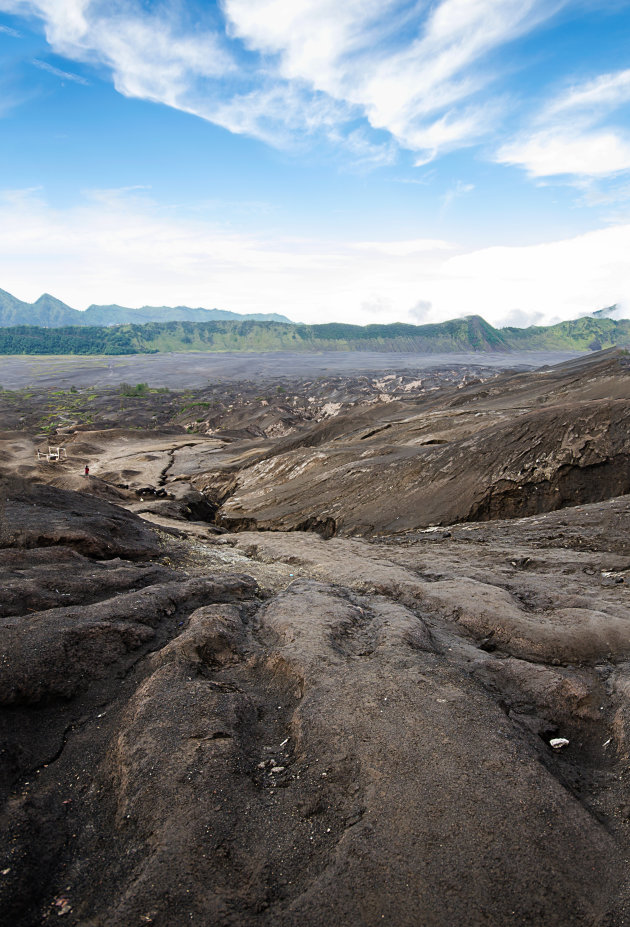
top-left (0, 313), bottom-right (628, 356)
top-left (0, 288), bottom-right (292, 327)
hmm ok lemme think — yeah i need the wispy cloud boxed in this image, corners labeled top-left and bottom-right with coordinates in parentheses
top-left (1, 0), bottom-right (235, 106)
top-left (0, 73), bottom-right (35, 117)
top-left (352, 239), bottom-right (453, 256)
top-left (223, 0), bottom-right (568, 161)
top-left (32, 58), bottom-right (89, 84)
top-left (498, 129), bottom-right (630, 178)
top-left (441, 180), bottom-right (475, 212)
top-left (497, 66), bottom-right (630, 178)
top-left (0, 187), bottom-right (628, 327)
top-left (189, 81), bottom-right (354, 149)
top-left (544, 68), bottom-right (630, 117)
top-left (3, 0), bottom-right (630, 182)
top-left (0, 0), bottom-right (572, 165)
top-left (0, 22), bottom-right (21, 37)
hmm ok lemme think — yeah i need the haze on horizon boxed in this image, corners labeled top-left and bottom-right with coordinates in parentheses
top-left (1, 0), bottom-right (630, 328)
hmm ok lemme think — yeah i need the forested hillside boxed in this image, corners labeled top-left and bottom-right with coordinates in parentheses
top-left (0, 314), bottom-right (628, 355)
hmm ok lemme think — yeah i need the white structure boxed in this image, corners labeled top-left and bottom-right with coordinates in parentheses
top-left (37, 446), bottom-right (67, 462)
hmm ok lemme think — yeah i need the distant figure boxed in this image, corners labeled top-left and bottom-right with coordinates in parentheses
top-left (84, 464), bottom-right (90, 477)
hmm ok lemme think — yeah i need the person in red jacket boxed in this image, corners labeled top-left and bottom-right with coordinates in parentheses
top-left (84, 464), bottom-right (90, 477)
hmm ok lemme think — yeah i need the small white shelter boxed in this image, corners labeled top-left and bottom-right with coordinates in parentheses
top-left (37, 446), bottom-right (67, 462)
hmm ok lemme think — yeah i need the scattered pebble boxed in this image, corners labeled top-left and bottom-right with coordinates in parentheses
top-left (549, 738), bottom-right (570, 750)
top-left (54, 897), bottom-right (72, 916)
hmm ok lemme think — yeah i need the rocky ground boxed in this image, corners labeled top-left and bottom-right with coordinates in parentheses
top-left (1, 348), bottom-right (629, 926)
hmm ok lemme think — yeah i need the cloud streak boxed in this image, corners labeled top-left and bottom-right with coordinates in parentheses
top-left (497, 66), bottom-right (630, 178)
top-left (2, 1), bottom-right (630, 183)
top-left (0, 187), bottom-right (628, 328)
top-left (32, 58), bottom-right (89, 84)
top-left (0, 0), bottom-right (574, 165)
top-left (0, 21), bottom-right (20, 36)
top-left (222, 0), bottom-right (567, 160)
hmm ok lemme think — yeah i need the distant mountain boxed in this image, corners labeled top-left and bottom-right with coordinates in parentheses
top-left (1, 313), bottom-right (629, 356)
top-left (583, 304), bottom-right (630, 322)
top-left (0, 289), bottom-right (78, 327)
top-left (83, 304), bottom-right (292, 325)
top-left (503, 315), bottom-right (630, 352)
top-left (591, 305), bottom-right (620, 318)
top-left (0, 288), bottom-right (292, 327)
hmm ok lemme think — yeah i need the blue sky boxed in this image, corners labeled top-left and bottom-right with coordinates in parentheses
top-left (1, 0), bottom-right (630, 326)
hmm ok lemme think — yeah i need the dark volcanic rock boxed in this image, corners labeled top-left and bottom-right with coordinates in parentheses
top-left (0, 547), bottom-right (178, 617)
top-left (210, 354), bottom-right (630, 535)
top-left (0, 575), bottom-right (257, 707)
top-left (1, 352), bottom-right (630, 927)
top-left (1, 580), bottom-right (620, 927)
top-left (0, 476), bottom-right (162, 558)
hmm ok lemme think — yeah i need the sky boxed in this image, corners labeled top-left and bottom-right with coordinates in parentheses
top-left (1, 0), bottom-right (630, 327)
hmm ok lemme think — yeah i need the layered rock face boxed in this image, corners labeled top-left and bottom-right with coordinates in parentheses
top-left (1, 350), bottom-right (630, 926)
top-left (207, 351), bottom-right (630, 535)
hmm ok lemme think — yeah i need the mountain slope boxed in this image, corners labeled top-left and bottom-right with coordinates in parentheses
top-left (1, 314), bottom-right (629, 355)
top-left (83, 304), bottom-right (292, 325)
top-left (504, 316), bottom-right (630, 352)
top-left (0, 289), bottom-right (78, 326)
top-left (0, 288), bottom-right (292, 327)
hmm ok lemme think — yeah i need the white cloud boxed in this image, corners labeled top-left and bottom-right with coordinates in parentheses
top-left (498, 128), bottom-right (630, 178)
top-left (0, 80), bottom-right (32, 116)
top-left (441, 180), bottom-right (475, 211)
top-left (0, 0), bottom-right (569, 162)
top-left (0, 188), bottom-right (628, 328)
top-left (0, 22), bottom-right (21, 36)
top-left (224, 0), bottom-right (566, 160)
top-left (0, 0), bottom-right (234, 107)
top-left (438, 225), bottom-right (630, 323)
top-left (352, 239), bottom-right (453, 256)
top-left (190, 81), bottom-right (353, 149)
top-left (497, 66), bottom-right (630, 178)
top-left (32, 58), bottom-right (89, 84)
top-left (544, 68), bottom-right (630, 117)
top-left (408, 299), bottom-right (433, 322)
top-left (593, 303), bottom-right (630, 320)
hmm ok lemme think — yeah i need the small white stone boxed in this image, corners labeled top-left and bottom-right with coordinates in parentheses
top-left (549, 738), bottom-right (569, 750)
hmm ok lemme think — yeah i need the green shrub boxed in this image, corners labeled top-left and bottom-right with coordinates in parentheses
top-left (119, 382), bottom-right (149, 396)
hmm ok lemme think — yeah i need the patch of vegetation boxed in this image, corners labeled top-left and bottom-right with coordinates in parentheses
top-left (179, 400), bottom-right (212, 412)
top-left (119, 382), bottom-right (150, 396)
